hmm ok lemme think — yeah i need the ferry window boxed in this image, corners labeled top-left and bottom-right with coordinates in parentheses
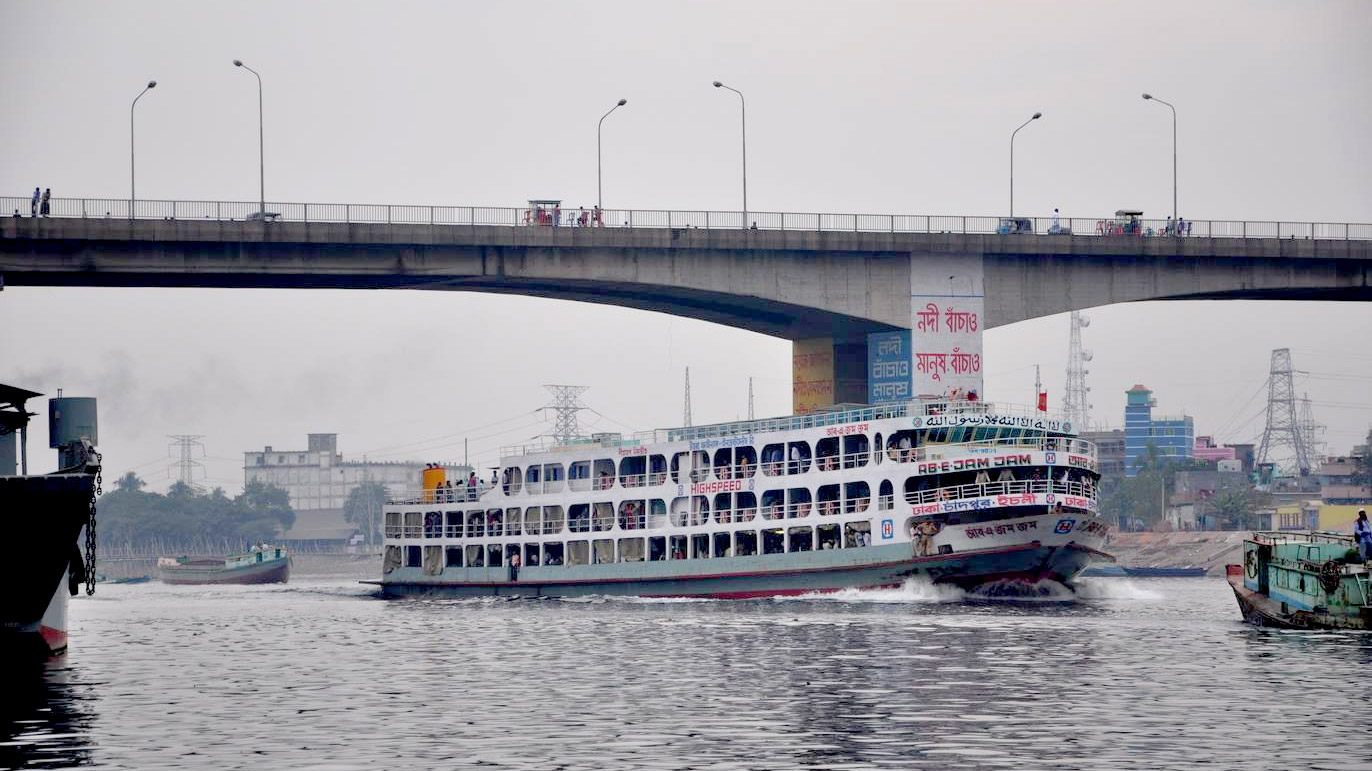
top-left (817, 524), bottom-right (841, 550)
top-left (713, 449), bottom-right (733, 480)
top-left (714, 493), bottom-right (734, 523)
top-left (888, 431), bottom-right (918, 462)
top-left (845, 482), bottom-right (871, 514)
top-left (670, 452), bottom-right (690, 484)
top-left (384, 546), bottom-right (401, 573)
top-left (786, 442), bottom-right (811, 475)
top-left (762, 528), bottom-right (785, 555)
top-left (543, 505), bottom-right (565, 534)
top-left (649, 536), bottom-right (666, 561)
top-left (904, 476), bottom-right (933, 504)
top-left (593, 459), bottom-right (616, 490)
top-left (844, 522), bottom-right (872, 548)
top-left (879, 480), bottom-right (894, 511)
top-left (669, 497), bottom-right (691, 527)
top-left (669, 535), bottom-right (688, 560)
top-left (788, 527), bottom-right (814, 552)
top-left (592, 539), bottom-right (615, 565)
top-left (713, 532), bottom-right (732, 558)
top-left (692, 451), bottom-right (711, 482)
top-left (423, 546), bottom-right (442, 574)
top-left (278, 455), bottom-right (284, 464)
top-left (445, 546), bottom-right (463, 568)
top-left (927, 428), bottom-right (949, 444)
top-left (467, 511), bottom-right (486, 538)
top-left (760, 489), bottom-right (784, 520)
top-left (649, 499), bottom-right (667, 528)
top-left (385, 511), bottom-right (402, 539)
top-left (971, 427), bottom-right (995, 443)
top-left (842, 435), bottom-right (870, 468)
top-left (486, 509), bottom-right (504, 537)
top-left (873, 433), bottom-right (883, 465)
top-left (403, 511), bottom-right (422, 539)
top-left (817, 484), bottom-right (840, 516)
top-left (691, 533), bottom-right (710, 559)
top-left (690, 495), bottom-right (710, 526)
top-left (445, 511), bottom-right (463, 538)
top-left (593, 502), bottom-right (614, 531)
top-left (424, 511), bottom-right (443, 538)
top-left (505, 507), bottom-right (523, 536)
top-left (567, 541), bottom-right (589, 566)
top-left (569, 503), bottom-right (591, 532)
top-left (787, 488), bottom-right (813, 519)
top-left (517, 543), bottom-right (537, 567)
top-left (737, 492), bottom-right (757, 522)
top-left (761, 444), bottom-right (785, 476)
top-left (542, 464), bottom-right (565, 493)
top-left (735, 446), bottom-right (757, 479)
top-left (486, 545), bottom-right (502, 567)
top-left (815, 437), bottom-right (840, 471)
top-left (619, 456), bottom-right (647, 487)
top-left (619, 500), bottom-right (645, 530)
top-left (569, 460), bottom-right (591, 491)
top-left (649, 454), bottom-right (668, 485)
top-left (618, 538), bottom-right (645, 562)
top-left (736, 530), bottom-right (757, 556)
top-left (405, 545), bottom-right (422, 567)
top-left (502, 466), bottom-right (523, 495)
top-left (524, 507), bottom-right (543, 536)
top-left (505, 544), bottom-right (521, 565)
top-left (465, 544), bottom-right (484, 567)
top-left (543, 542), bottom-right (564, 566)
top-left (525, 465), bottom-right (542, 495)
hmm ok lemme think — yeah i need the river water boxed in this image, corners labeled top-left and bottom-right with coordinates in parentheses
top-left (4, 561), bottom-right (1370, 771)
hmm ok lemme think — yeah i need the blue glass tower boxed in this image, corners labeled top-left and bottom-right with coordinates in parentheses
top-left (1124, 384), bottom-right (1194, 476)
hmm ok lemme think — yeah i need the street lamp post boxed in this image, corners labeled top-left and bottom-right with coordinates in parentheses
top-left (1141, 93), bottom-right (1177, 221)
top-left (597, 98), bottom-right (627, 211)
top-left (233, 59), bottom-right (265, 217)
top-left (713, 81), bottom-right (747, 224)
top-left (130, 80), bottom-right (156, 219)
top-left (1009, 112), bottom-right (1042, 218)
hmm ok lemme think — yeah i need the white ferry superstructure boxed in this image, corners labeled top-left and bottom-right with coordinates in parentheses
top-left (378, 399), bottom-right (1111, 599)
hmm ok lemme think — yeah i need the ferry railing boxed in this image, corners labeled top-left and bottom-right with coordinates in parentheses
top-left (9, 196), bottom-right (1370, 241)
top-left (1251, 530), bottom-right (1354, 546)
top-left (907, 479), bottom-right (1094, 506)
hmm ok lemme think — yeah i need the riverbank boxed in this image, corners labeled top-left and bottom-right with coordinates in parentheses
top-left (1104, 531), bottom-right (1246, 576)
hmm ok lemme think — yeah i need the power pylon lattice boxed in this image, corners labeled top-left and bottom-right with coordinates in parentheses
top-left (1061, 311), bottom-right (1093, 429)
top-left (543, 385), bottom-right (588, 445)
top-left (1256, 348), bottom-right (1316, 475)
top-left (167, 434), bottom-right (206, 494)
top-left (683, 367), bottom-right (693, 427)
top-left (1299, 392), bottom-right (1326, 461)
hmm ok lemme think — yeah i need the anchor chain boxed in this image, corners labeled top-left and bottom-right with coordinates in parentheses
top-left (85, 451), bottom-right (102, 596)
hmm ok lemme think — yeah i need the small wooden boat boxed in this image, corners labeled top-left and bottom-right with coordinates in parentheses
top-left (1227, 531), bottom-right (1370, 630)
top-left (158, 545), bottom-right (290, 585)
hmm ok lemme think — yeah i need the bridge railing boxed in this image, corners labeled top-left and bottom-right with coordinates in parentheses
top-left (4, 196), bottom-right (1370, 240)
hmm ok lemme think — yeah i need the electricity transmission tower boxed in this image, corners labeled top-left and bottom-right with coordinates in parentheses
top-left (543, 385), bottom-right (588, 444)
top-left (1298, 392), bottom-right (1326, 461)
top-left (1061, 311), bottom-right (1093, 429)
top-left (1256, 348), bottom-right (1316, 475)
top-left (167, 434), bottom-right (205, 493)
top-left (683, 367), bottom-right (693, 427)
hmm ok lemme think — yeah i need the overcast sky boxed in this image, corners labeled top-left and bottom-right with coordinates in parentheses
top-left (3, 0), bottom-right (1370, 490)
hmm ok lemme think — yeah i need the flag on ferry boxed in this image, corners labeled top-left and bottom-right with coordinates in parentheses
top-left (1037, 391), bottom-right (1048, 412)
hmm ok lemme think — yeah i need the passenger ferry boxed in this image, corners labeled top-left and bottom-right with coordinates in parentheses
top-left (378, 398), bottom-right (1111, 599)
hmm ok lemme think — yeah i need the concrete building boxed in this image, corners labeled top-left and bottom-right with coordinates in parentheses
top-left (1080, 429), bottom-right (1126, 477)
top-left (1314, 455), bottom-right (1371, 504)
top-left (1193, 436), bottom-right (1237, 464)
top-left (1124, 384), bottom-right (1194, 476)
top-left (244, 433), bottom-right (424, 543)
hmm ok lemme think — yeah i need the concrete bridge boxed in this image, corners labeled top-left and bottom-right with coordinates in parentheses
top-left (4, 197), bottom-right (1370, 408)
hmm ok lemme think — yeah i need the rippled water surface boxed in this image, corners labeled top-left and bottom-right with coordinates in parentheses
top-left (5, 561), bottom-right (1370, 770)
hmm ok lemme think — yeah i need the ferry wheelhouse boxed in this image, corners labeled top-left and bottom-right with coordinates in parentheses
top-left (378, 399), bottom-right (1111, 599)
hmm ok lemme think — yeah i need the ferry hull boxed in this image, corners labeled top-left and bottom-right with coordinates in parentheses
top-left (378, 542), bottom-right (1099, 600)
top-left (0, 474), bottom-right (94, 658)
top-left (159, 557), bottom-right (291, 586)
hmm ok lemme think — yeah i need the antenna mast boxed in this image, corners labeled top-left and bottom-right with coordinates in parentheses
top-left (543, 385), bottom-right (589, 444)
top-left (748, 376), bottom-right (754, 421)
top-left (683, 367), bottom-right (693, 427)
top-left (1062, 311), bottom-right (1093, 429)
top-left (167, 434), bottom-right (205, 494)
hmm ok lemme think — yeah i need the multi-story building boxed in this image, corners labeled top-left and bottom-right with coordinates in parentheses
top-left (1080, 429), bottom-right (1126, 477)
top-left (1124, 384), bottom-right (1194, 476)
top-left (244, 433), bottom-right (425, 544)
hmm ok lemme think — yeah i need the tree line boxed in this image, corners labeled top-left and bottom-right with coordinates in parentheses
top-left (96, 472), bottom-right (297, 553)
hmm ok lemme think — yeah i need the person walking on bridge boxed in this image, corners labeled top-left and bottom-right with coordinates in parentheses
top-left (31, 187), bottom-right (40, 217)
top-left (39, 188), bottom-right (51, 217)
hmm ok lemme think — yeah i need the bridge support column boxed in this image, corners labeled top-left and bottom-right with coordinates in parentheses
top-left (791, 336), bottom-right (869, 413)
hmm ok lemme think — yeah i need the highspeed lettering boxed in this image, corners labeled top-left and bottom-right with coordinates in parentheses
top-left (691, 479), bottom-right (742, 495)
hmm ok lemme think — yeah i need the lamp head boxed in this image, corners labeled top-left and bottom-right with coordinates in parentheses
top-left (147, 80), bottom-right (157, 89)
top-left (617, 98), bottom-right (627, 106)
top-left (1142, 93), bottom-right (1152, 100)
top-left (233, 59), bottom-right (244, 67)
top-left (1032, 112), bottom-right (1042, 119)
top-left (713, 81), bottom-right (723, 88)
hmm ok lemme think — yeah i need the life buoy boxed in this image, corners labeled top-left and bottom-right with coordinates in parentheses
top-left (1318, 560), bottom-right (1341, 594)
top-left (1244, 550), bottom-right (1258, 579)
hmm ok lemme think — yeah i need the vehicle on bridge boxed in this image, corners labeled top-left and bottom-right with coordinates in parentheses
top-left (375, 398), bottom-right (1110, 599)
top-left (1101, 209), bottom-right (1144, 235)
top-left (997, 217), bottom-right (1034, 235)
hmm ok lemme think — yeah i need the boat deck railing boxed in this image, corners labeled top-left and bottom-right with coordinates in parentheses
top-left (907, 478), bottom-right (1093, 505)
top-left (1251, 530), bottom-right (1355, 546)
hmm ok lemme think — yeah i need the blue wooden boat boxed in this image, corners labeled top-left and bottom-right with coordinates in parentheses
top-left (1227, 531), bottom-right (1371, 630)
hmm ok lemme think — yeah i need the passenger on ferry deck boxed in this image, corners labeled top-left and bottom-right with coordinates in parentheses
top-left (599, 471), bottom-right (612, 490)
top-left (468, 472), bottom-right (479, 500)
top-left (898, 435), bottom-right (912, 462)
top-left (996, 469), bottom-right (1015, 483)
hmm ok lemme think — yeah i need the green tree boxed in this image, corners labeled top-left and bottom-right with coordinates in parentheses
top-left (344, 481), bottom-right (388, 545)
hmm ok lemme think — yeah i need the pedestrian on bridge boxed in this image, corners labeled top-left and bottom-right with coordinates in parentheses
top-left (31, 187), bottom-right (40, 217)
top-left (39, 188), bottom-right (51, 217)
